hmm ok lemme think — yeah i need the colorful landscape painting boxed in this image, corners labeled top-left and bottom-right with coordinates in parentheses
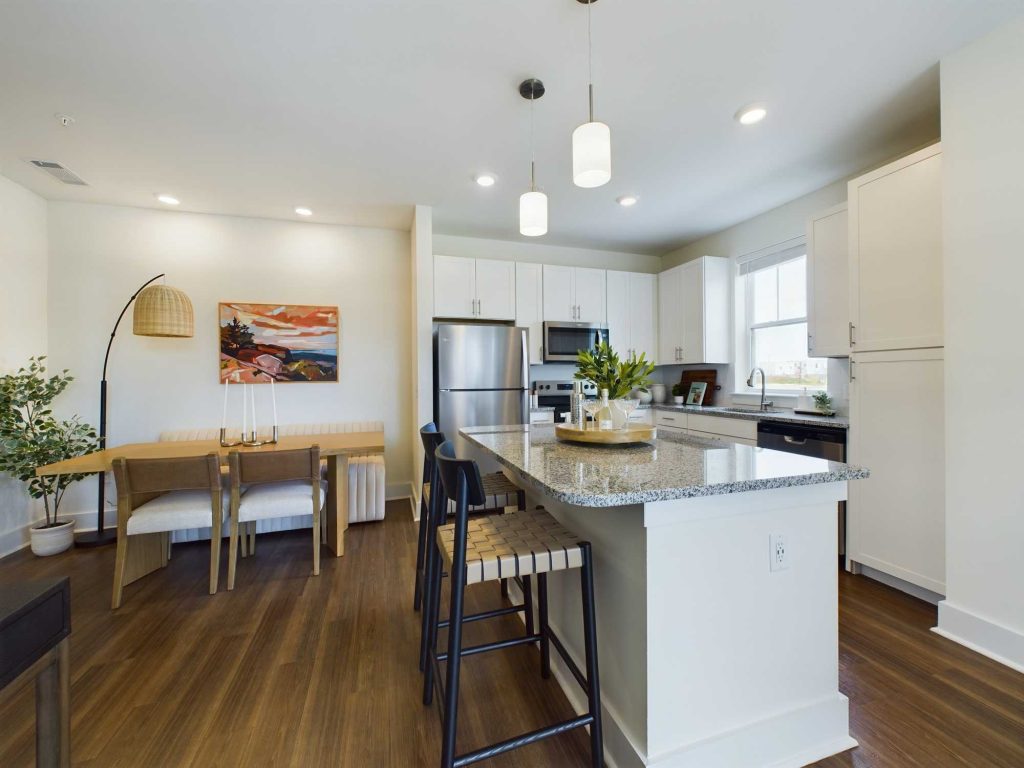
top-left (219, 303), bottom-right (338, 383)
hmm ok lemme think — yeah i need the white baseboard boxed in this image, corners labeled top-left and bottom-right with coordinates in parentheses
top-left (934, 601), bottom-right (1024, 674)
top-left (858, 564), bottom-right (945, 605)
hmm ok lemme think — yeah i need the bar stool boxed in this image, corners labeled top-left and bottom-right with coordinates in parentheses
top-left (415, 424), bottom-right (530, 672)
top-left (413, 423), bottom-right (526, 612)
top-left (423, 441), bottom-right (604, 768)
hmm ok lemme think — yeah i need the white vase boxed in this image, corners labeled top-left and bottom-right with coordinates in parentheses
top-left (650, 384), bottom-right (667, 404)
top-left (673, 396), bottom-right (685, 405)
top-left (30, 519), bottom-right (75, 557)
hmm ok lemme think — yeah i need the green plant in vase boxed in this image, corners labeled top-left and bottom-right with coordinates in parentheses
top-left (0, 357), bottom-right (99, 555)
top-left (671, 383), bottom-right (687, 404)
top-left (575, 342), bottom-right (654, 428)
top-left (812, 391), bottom-right (834, 414)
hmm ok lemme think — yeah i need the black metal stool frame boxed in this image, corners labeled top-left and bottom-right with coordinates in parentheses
top-left (424, 442), bottom-right (604, 768)
top-left (416, 425), bottom-right (528, 673)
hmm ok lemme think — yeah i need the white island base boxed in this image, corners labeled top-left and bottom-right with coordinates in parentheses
top-left (506, 480), bottom-right (855, 768)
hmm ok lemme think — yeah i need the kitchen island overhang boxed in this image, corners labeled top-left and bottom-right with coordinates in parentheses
top-left (460, 424), bottom-right (868, 768)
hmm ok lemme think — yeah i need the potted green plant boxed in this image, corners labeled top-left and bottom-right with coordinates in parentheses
top-left (671, 383), bottom-right (687, 405)
top-left (575, 342), bottom-right (655, 428)
top-left (0, 357), bottom-right (98, 556)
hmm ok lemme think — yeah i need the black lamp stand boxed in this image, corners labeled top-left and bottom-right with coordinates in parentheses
top-left (75, 273), bottom-right (165, 548)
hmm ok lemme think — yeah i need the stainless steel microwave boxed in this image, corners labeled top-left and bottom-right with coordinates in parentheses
top-left (542, 322), bottom-right (609, 362)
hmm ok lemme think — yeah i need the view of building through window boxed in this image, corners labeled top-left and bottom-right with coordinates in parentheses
top-left (746, 254), bottom-right (827, 390)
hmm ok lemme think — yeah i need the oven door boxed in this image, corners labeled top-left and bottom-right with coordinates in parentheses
top-left (543, 322), bottom-right (608, 362)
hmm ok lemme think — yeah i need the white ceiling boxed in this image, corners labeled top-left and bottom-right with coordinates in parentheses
top-left (1, 1), bottom-right (1021, 255)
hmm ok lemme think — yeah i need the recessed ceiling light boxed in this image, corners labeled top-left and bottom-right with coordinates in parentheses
top-left (156, 194), bottom-right (180, 205)
top-left (616, 195), bottom-right (638, 207)
top-left (735, 103), bottom-right (767, 125)
top-left (474, 173), bottom-right (497, 188)
top-left (294, 207), bottom-right (313, 216)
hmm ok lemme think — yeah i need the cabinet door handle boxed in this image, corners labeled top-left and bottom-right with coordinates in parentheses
top-left (849, 322), bottom-right (855, 346)
top-left (849, 359), bottom-right (856, 381)
top-left (808, 333), bottom-right (813, 354)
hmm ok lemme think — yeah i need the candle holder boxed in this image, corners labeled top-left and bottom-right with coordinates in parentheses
top-left (241, 425), bottom-right (279, 448)
top-left (219, 427), bottom-right (243, 448)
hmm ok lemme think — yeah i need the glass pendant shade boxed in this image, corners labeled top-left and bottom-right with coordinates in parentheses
top-left (572, 120), bottom-right (611, 188)
top-left (519, 190), bottom-right (548, 237)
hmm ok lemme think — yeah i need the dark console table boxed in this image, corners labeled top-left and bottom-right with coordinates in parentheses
top-left (0, 577), bottom-right (71, 767)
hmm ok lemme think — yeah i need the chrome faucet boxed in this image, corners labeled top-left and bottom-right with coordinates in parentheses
top-left (746, 368), bottom-right (774, 411)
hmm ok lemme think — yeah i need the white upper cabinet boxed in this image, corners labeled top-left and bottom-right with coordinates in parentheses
top-left (806, 204), bottom-right (850, 358)
top-left (573, 267), bottom-right (607, 323)
top-left (433, 255), bottom-right (515, 321)
top-left (542, 265), bottom-right (606, 323)
top-left (658, 256), bottom-right (730, 364)
top-left (848, 143), bottom-right (943, 352)
top-left (474, 259), bottom-right (516, 320)
top-left (542, 265), bottom-right (575, 322)
top-left (608, 271), bottom-right (658, 361)
top-left (515, 262), bottom-right (544, 364)
top-left (629, 273), bottom-right (658, 362)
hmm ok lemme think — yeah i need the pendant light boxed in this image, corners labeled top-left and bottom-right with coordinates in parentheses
top-left (519, 78), bottom-right (548, 237)
top-left (572, 0), bottom-right (611, 188)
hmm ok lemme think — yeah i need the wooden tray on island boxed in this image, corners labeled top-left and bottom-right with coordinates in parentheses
top-left (555, 423), bottom-right (656, 445)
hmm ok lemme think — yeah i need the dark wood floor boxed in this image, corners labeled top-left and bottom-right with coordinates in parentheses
top-left (1, 503), bottom-right (1021, 767)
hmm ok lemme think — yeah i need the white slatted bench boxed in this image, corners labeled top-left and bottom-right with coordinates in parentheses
top-left (159, 421), bottom-right (386, 543)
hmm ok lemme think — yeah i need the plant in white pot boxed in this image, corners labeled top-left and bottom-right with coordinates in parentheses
top-left (0, 357), bottom-right (98, 556)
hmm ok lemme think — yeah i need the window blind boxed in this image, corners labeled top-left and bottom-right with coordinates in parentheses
top-left (737, 243), bottom-right (806, 276)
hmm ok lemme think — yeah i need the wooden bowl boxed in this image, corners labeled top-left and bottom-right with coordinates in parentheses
top-left (554, 423), bottom-right (657, 445)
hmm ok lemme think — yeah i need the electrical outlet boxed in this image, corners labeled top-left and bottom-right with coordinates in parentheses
top-left (770, 533), bottom-right (789, 572)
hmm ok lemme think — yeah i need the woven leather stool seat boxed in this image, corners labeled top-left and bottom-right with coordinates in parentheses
top-left (437, 508), bottom-right (583, 585)
top-left (424, 472), bottom-right (523, 512)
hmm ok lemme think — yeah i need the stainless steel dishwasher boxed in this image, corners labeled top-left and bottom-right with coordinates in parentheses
top-left (757, 420), bottom-right (848, 559)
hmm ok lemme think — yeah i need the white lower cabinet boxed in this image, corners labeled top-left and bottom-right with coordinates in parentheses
top-left (847, 348), bottom-right (945, 594)
top-left (686, 414), bottom-right (757, 443)
top-left (529, 410), bottom-right (555, 424)
top-left (654, 410), bottom-right (687, 431)
top-left (629, 409), bottom-right (653, 425)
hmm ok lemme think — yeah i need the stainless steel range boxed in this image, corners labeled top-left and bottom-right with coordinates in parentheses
top-left (533, 379), bottom-right (597, 416)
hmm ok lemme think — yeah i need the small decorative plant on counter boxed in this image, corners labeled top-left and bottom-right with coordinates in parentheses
top-left (812, 391), bottom-right (834, 414)
top-left (671, 383), bottom-right (686, 405)
top-left (0, 357), bottom-right (99, 556)
top-left (575, 342), bottom-right (655, 428)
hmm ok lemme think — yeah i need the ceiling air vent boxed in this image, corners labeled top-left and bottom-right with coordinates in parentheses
top-left (28, 160), bottom-right (88, 186)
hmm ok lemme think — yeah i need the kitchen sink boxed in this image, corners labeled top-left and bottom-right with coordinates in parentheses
top-left (718, 406), bottom-right (782, 414)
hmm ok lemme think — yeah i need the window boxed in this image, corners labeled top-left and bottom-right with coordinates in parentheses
top-left (739, 244), bottom-right (826, 391)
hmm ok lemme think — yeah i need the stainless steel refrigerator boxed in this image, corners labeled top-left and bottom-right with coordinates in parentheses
top-left (434, 323), bottom-right (528, 443)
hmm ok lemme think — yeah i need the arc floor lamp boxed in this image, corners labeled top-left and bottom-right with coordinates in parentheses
top-left (77, 274), bottom-right (194, 547)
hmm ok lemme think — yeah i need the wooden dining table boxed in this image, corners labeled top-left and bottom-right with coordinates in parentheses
top-left (36, 431), bottom-right (384, 587)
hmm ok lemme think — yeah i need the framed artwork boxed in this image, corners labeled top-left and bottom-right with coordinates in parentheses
top-left (219, 302), bottom-right (338, 383)
top-left (686, 382), bottom-right (707, 405)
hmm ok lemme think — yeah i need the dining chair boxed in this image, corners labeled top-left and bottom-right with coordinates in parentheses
top-left (111, 453), bottom-right (225, 609)
top-left (227, 446), bottom-right (323, 589)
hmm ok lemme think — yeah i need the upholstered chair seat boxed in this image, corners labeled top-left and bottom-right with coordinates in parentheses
top-left (126, 489), bottom-right (231, 536)
top-left (237, 480), bottom-right (326, 523)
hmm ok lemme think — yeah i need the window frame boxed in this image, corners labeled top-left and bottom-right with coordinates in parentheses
top-left (735, 239), bottom-right (825, 396)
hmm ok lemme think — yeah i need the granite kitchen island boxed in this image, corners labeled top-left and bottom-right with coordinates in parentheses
top-left (461, 424), bottom-right (868, 768)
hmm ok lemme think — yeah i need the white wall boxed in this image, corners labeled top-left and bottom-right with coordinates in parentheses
top-left (935, 16), bottom-right (1024, 672)
top-left (660, 180), bottom-right (848, 270)
top-left (0, 175), bottom-right (49, 554)
top-left (46, 203), bottom-right (414, 525)
top-left (410, 205), bottom-right (433, 509)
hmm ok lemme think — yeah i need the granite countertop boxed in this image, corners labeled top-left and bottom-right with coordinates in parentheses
top-left (641, 403), bottom-right (849, 429)
top-left (461, 424), bottom-right (867, 508)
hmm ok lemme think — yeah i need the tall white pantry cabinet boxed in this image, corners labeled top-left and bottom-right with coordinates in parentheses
top-left (845, 143), bottom-right (946, 595)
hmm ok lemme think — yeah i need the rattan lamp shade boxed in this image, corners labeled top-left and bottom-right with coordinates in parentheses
top-left (132, 284), bottom-right (194, 337)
